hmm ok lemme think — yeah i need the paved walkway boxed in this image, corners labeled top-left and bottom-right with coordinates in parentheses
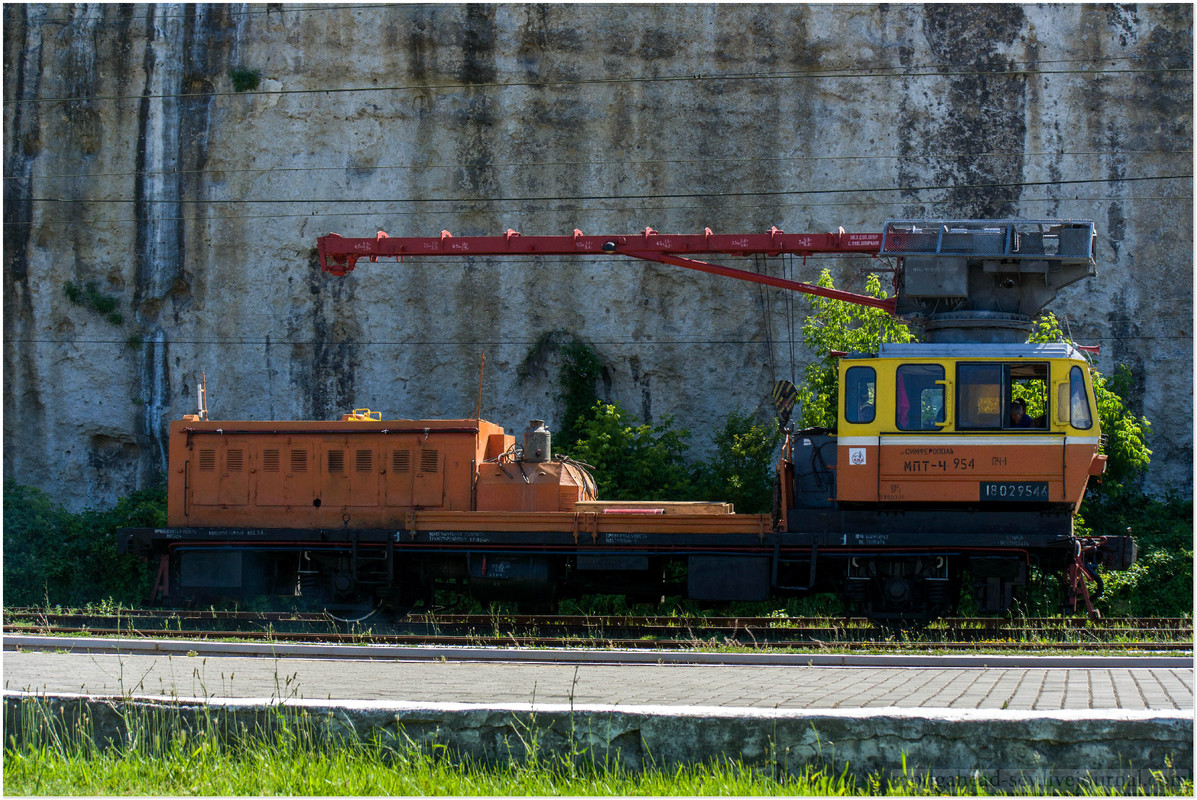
top-left (4, 649), bottom-right (1192, 711)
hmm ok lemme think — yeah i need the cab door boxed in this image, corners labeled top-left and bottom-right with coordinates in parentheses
top-left (876, 363), bottom-right (953, 502)
top-left (836, 363), bottom-right (881, 503)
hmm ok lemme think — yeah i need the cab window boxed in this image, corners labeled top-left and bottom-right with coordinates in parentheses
top-left (957, 364), bottom-right (1003, 428)
top-left (1008, 363), bottom-right (1048, 428)
top-left (844, 366), bottom-right (876, 424)
top-left (956, 362), bottom-right (1047, 430)
top-left (1069, 366), bottom-right (1093, 429)
top-left (895, 364), bottom-right (945, 430)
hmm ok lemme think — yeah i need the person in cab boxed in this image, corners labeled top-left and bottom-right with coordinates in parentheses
top-left (1009, 398), bottom-right (1034, 428)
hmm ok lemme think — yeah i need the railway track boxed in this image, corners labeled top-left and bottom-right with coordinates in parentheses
top-left (4, 609), bottom-right (1191, 652)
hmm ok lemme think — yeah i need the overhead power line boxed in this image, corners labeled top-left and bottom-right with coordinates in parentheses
top-left (24, 173), bottom-right (1192, 207)
top-left (12, 64), bottom-right (1190, 106)
top-left (7, 150), bottom-right (1191, 184)
top-left (6, 334), bottom-right (1190, 348)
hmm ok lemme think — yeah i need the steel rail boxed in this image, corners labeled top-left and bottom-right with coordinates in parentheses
top-left (5, 625), bottom-right (1191, 654)
top-left (5, 611), bottom-right (1190, 651)
top-left (5, 609), bottom-right (1191, 630)
top-left (6, 621), bottom-right (1187, 642)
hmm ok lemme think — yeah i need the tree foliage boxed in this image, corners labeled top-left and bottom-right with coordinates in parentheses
top-left (566, 402), bottom-right (696, 501)
top-left (795, 271), bottom-right (914, 428)
top-left (563, 403), bottom-right (782, 513)
top-left (1029, 313), bottom-right (1152, 500)
top-left (1085, 494), bottom-right (1192, 617)
top-left (695, 409), bottom-right (783, 514)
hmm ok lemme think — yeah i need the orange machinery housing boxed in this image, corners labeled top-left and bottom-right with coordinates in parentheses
top-left (169, 415), bottom-right (598, 529)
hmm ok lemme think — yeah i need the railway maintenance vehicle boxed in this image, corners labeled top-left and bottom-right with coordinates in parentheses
top-left (121, 218), bottom-right (1137, 619)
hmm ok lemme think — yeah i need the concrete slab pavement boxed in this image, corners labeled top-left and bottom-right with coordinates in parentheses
top-left (3, 640), bottom-right (1192, 785)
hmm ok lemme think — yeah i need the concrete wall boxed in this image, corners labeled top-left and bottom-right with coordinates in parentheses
top-left (4, 694), bottom-right (1192, 788)
top-left (3, 3), bottom-right (1192, 509)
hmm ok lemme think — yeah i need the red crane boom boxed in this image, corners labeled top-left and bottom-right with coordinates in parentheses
top-left (317, 226), bottom-right (897, 312)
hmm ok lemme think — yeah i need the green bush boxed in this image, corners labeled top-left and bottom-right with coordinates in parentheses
top-left (695, 409), bottom-right (783, 514)
top-left (566, 402), bottom-right (697, 501)
top-left (3, 481), bottom-right (162, 607)
top-left (62, 280), bottom-right (124, 326)
top-left (1084, 494), bottom-right (1193, 617)
top-left (564, 403), bottom-right (784, 512)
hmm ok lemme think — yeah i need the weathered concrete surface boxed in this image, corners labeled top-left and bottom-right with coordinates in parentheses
top-left (3, 4), bottom-right (1192, 508)
top-left (4, 692), bottom-right (1192, 786)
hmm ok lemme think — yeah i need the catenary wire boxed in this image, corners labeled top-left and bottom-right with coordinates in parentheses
top-left (11, 64), bottom-right (1190, 106)
top-left (6, 334), bottom-right (1189, 347)
top-left (23, 173), bottom-right (1193, 207)
top-left (8, 150), bottom-right (1192, 183)
top-left (27, 4), bottom-right (399, 24)
top-left (15, 0), bottom-right (1196, 55)
top-left (17, 0), bottom-right (1197, 91)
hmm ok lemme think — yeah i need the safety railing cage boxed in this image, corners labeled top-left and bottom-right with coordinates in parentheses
top-left (880, 219), bottom-right (1095, 264)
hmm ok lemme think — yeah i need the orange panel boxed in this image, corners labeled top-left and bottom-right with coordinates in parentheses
top-left (169, 418), bottom-right (507, 527)
top-left (835, 443), bottom-right (879, 502)
top-left (384, 440), bottom-right (416, 508)
top-left (412, 440), bottom-right (446, 508)
top-left (877, 437), bottom-right (1065, 503)
top-left (255, 445), bottom-right (287, 506)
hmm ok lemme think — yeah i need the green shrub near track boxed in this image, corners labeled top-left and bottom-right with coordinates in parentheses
top-left (3, 481), bottom-right (159, 607)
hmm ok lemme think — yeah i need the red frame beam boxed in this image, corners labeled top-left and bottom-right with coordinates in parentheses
top-left (318, 227), bottom-right (897, 313)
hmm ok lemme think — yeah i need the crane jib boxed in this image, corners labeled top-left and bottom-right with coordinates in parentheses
top-left (317, 228), bottom-right (896, 312)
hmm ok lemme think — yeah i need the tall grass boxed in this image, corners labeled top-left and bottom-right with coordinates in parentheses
top-left (4, 695), bottom-right (1190, 796)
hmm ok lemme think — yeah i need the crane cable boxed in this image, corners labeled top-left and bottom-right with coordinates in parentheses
top-left (785, 252), bottom-right (798, 384)
top-left (754, 253), bottom-right (778, 384)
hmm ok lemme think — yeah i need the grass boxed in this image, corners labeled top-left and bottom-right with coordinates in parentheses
top-left (4, 696), bottom-right (1191, 796)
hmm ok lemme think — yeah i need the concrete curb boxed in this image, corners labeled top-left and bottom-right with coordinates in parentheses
top-left (5, 690), bottom-right (1192, 784)
top-left (5, 635), bottom-right (1191, 669)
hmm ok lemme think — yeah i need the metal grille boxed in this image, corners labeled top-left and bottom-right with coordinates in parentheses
top-left (327, 449), bottom-right (345, 474)
top-left (198, 449), bottom-right (216, 471)
top-left (392, 449), bottom-right (411, 473)
top-left (420, 449), bottom-right (439, 474)
top-left (355, 449), bottom-right (373, 472)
